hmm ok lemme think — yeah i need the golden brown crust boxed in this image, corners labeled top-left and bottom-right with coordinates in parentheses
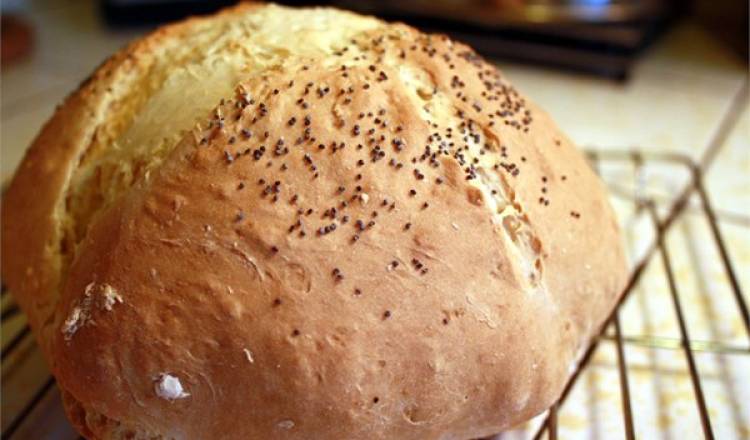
top-left (3, 4), bottom-right (626, 439)
top-left (1, 1), bottom-right (263, 357)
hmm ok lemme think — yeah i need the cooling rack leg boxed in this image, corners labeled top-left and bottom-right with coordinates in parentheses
top-left (693, 170), bottom-right (750, 343)
top-left (648, 203), bottom-right (715, 440)
top-left (614, 314), bottom-right (635, 439)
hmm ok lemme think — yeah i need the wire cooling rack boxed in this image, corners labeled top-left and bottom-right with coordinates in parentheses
top-left (526, 152), bottom-right (749, 440)
top-left (519, 84), bottom-right (749, 440)
top-left (1, 88), bottom-right (748, 440)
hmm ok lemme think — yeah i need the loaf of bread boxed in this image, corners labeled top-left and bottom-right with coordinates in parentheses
top-left (1, 3), bottom-right (627, 439)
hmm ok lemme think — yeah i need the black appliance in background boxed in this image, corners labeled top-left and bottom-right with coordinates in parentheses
top-left (101, 0), bottom-right (236, 26)
top-left (325, 0), bottom-right (682, 80)
top-left (101, 0), bottom-right (683, 80)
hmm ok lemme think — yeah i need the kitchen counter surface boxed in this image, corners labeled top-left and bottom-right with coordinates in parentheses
top-left (1, 1), bottom-right (748, 439)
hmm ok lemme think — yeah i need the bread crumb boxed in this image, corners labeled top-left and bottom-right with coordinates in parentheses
top-left (100, 284), bottom-right (123, 311)
top-left (243, 348), bottom-right (255, 363)
top-left (359, 193), bottom-right (369, 204)
top-left (61, 283), bottom-right (123, 340)
top-left (61, 307), bottom-right (86, 341)
top-left (277, 420), bottom-right (295, 430)
top-left (155, 373), bottom-right (190, 400)
top-left (451, 222), bottom-right (459, 230)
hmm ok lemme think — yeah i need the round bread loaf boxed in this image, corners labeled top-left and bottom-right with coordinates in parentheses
top-left (1, 3), bottom-right (627, 439)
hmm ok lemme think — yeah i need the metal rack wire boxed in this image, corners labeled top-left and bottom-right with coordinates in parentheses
top-left (529, 83), bottom-right (750, 440)
top-left (530, 156), bottom-right (748, 440)
top-left (1, 86), bottom-right (747, 440)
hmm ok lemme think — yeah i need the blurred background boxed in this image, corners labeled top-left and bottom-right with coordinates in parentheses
top-left (1, 1), bottom-right (748, 439)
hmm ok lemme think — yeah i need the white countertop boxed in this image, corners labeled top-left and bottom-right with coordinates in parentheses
top-left (1, 1), bottom-right (748, 439)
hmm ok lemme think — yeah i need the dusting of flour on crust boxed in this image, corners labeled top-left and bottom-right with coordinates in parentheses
top-left (154, 373), bottom-right (190, 400)
top-left (277, 420), bottom-right (295, 430)
top-left (243, 348), bottom-right (255, 363)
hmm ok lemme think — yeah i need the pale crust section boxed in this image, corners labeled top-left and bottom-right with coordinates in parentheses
top-left (2, 4), bottom-right (626, 440)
